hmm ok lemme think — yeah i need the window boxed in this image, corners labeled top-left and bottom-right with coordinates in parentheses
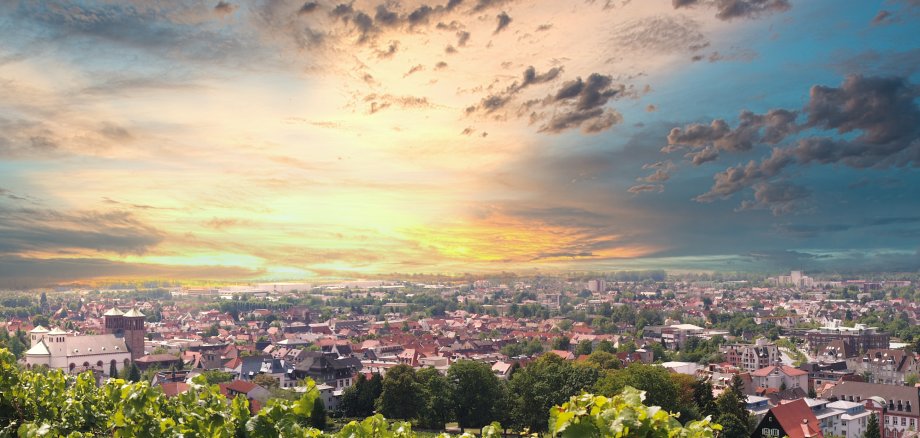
top-left (902, 417), bottom-right (907, 426)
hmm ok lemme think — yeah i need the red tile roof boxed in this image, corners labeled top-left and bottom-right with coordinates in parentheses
top-left (770, 399), bottom-right (823, 438)
top-left (225, 380), bottom-right (259, 394)
top-left (752, 365), bottom-right (808, 377)
top-left (159, 382), bottom-right (189, 397)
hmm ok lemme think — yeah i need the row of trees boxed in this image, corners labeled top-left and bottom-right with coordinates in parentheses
top-left (0, 347), bottom-right (721, 437)
top-left (337, 353), bottom-right (749, 435)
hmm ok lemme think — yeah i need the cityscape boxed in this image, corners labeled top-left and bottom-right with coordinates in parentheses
top-left (1, 0), bottom-right (919, 437)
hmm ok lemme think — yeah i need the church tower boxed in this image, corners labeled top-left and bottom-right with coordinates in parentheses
top-left (104, 307), bottom-right (146, 360)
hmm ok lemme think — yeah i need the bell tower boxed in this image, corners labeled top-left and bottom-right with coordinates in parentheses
top-left (104, 307), bottom-right (146, 360)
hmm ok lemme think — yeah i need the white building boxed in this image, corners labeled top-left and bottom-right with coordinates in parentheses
top-left (807, 398), bottom-right (871, 438)
top-left (751, 365), bottom-right (808, 391)
top-left (25, 325), bottom-right (132, 375)
top-left (586, 279), bottom-right (606, 293)
top-left (771, 271), bottom-right (815, 288)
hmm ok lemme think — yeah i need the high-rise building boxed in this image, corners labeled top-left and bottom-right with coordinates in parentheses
top-left (586, 279), bottom-right (606, 293)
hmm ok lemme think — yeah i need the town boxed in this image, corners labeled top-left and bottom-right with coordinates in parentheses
top-left (2, 270), bottom-right (918, 437)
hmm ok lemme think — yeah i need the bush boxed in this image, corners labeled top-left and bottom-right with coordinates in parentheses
top-left (0, 348), bottom-right (722, 437)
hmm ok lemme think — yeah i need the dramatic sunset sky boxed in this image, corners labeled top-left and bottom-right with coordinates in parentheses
top-left (1, 0), bottom-right (919, 285)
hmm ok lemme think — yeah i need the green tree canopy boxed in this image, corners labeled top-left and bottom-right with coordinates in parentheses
top-left (376, 364), bottom-right (422, 420)
top-left (447, 360), bottom-right (503, 429)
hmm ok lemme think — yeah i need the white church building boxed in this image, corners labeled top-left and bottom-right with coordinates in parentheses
top-left (24, 307), bottom-right (145, 375)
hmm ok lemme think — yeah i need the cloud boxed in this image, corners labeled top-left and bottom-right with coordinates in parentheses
top-left (637, 161), bottom-right (674, 183)
top-left (664, 109), bottom-right (798, 164)
top-left (694, 147), bottom-right (793, 202)
top-left (494, 11), bottom-right (512, 34)
top-left (214, 1), bottom-right (238, 17)
top-left (610, 16), bottom-right (709, 55)
top-left (536, 73), bottom-right (626, 134)
top-left (364, 94), bottom-right (433, 114)
top-left (672, 0), bottom-right (792, 21)
top-left (467, 65), bottom-right (564, 113)
top-left (298, 2), bottom-right (319, 15)
top-left (737, 182), bottom-right (811, 215)
top-left (628, 184), bottom-right (664, 193)
top-left (658, 75), bottom-right (920, 213)
top-left (472, 0), bottom-right (516, 13)
top-left (376, 40), bottom-right (400, 58)
top-left (457, 30), bottom-right (471, 46)
top-left (404, 64), bottom-right (425, 77)
top-left (435, 61), bottom-right (448, 70)
top-left (0, 204), bottom-right (164, 256)
top-left (872, 10), bottom-right (892, 25)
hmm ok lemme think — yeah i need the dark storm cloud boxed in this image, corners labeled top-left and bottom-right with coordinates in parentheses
top-left (658, 75), bottom-right (920, 214)
top-left (672, 0), bottom-right (792, 21)
top-left (494, 11), bottom-right (512, 34)
top-left (0, 204), bottom-right (164, 255)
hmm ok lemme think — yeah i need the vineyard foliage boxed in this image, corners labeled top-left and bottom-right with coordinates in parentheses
top-left (0, 348), bottom-right (720, 437)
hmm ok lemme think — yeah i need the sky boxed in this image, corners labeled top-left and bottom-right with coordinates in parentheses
top-left (1, 0), bottom-right (919, 286)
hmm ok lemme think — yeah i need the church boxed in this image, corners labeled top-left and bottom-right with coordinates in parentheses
top-left (25, 307), bottom-right (146, 376)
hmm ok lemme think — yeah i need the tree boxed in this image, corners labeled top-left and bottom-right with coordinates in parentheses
top-left (125, 362), bottom-right (141, 383)
top-left (595, 339), bottom-right (615, 353)
top-left (0, 346), bottom-right (724, 437)
top-left (552, 336), bottom-right (571, 351)
top-left (417, 367), bottom-right (453, 430)
top-left (109, 361), bottom-right (118, 379)
top-left (311, 398), bottom-right (327, 430)
top-left (252, 374), bottom-right (280, 390)
top-left (586, 351), bottom-right (620, 370)
top-left (691, 379), bottom-right (716, 418)
top-left (864, 412), bottom-right (881, 438)
top-left (594, 363), bottom-right (683, 415)
top-left (201, 370), bottom-right (235, 385)
top-left (376, 365), bottom-right (422, 420)
top-left (574, 340), bottom-right (593, 356)
top-left (507, 353), bottom-right (599, 432)
top-left (714, 374), bottom-right (750, 437)
top-left (448, 360), bottom-right (503, 429)
top-left (338, 373), bottom-right (382, 418)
